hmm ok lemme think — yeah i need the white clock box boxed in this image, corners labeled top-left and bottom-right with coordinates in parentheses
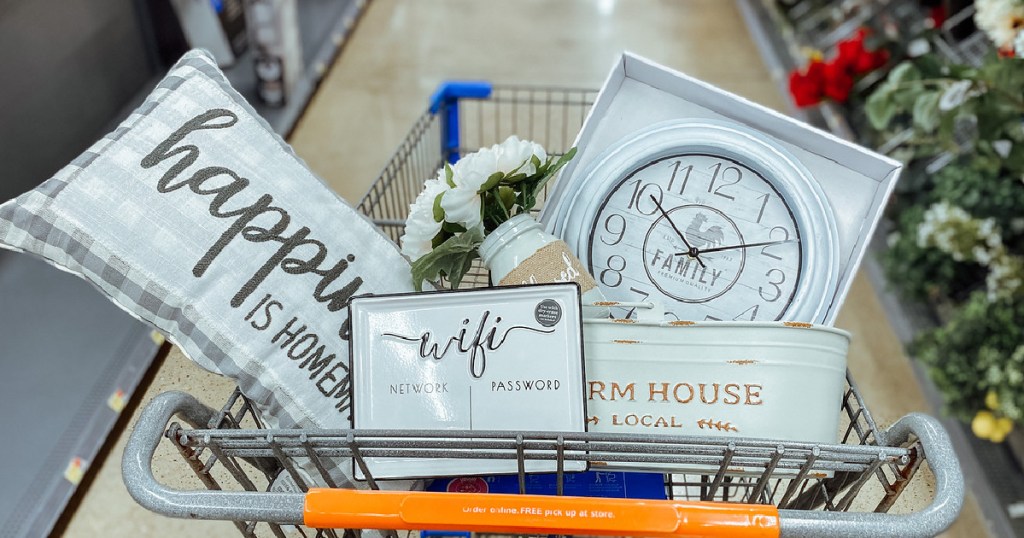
top-left (582, 317), bottom-right (850, 472)
top-left (348, 284), bottom-right (588, 480)
top-left (541, 52), bottom-right (902, 325)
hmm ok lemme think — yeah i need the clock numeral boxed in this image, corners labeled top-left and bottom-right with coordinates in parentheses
top-left (704, 315), bottom-right (723, 321)
top-left (665, 311), bottom-right (680, 321)
top-left (668, 161), bottom-right (693, 194)
top-left (622, 286), bottom-right (650, 319)
top-left (707, 162), bottom-right (741, 201)
top-left (761, 227), bottom-right (790, 261)
top-left (755, 193), bottom-right (771, 224)
top-left (734, 305), bottom-right (760, 321)
top-left (759, 268), bottom-right (786, 302)
top-left (599, 254), bottom-right (627, 288)
top-left (627, 179), bottom-right (663, 216)
top-left (600, 213), bottom-right (627, 246)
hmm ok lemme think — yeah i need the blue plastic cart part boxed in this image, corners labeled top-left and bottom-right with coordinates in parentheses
top-left (429, 81), bottom-right (493, 164)
top-left (426, 471), bottom-right (668, 500)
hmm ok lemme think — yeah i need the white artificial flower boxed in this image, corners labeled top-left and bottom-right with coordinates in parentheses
top-left (908, 37), bottom-right (932, 57)
top-left (979, 218), bottom-right (1003, 248)
top-left (1016, 28), bottom-right (1024, 55)
top-left (992, 140), bottom-right (1014, 158)
top-left (974, 0), bottom-right (1024, 49)
top-left (939, 80), bottom-right (974, 111)
top-left (493, 135), bottom-right (547, 176)
top-left (887, 231), bottom-right (901, 248)
top-left (945, 239), bottom-right (963, 259)
top-left (986, 255), bottom-right (1022, 301)
top-left (440, 148), bottom-right (498, 232)
top-left (917, 220), bottom-right (935, 246)
top-left (974, 245), bottom-right (994, 264)
top-left (399, 176), bottom-right (449, 261)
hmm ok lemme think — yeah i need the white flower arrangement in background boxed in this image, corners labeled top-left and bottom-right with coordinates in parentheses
top-left (974, 0), bottom-right (1024, 54)
top-left (399, 136), bottom-right (575, 289)
top-left (917, 200), bottom-right (1023, 301)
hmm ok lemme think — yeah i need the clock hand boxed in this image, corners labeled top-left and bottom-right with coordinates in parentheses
top-left (650, 195), bottom-right (705, 268)
top-left (674, 239), bottom-right (797, 256)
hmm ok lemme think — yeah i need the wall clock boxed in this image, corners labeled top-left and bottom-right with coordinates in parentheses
top-left (551, 119), bottom-right (841, 322)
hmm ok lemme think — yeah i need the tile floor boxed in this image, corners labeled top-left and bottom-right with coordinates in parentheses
top-left (59, 0), bottom-right (986, 536)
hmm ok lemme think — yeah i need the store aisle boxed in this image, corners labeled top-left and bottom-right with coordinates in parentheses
top-left (290, 0), bottom-right (798, 204)
top-left (60, 1), bottom-right (983, 536)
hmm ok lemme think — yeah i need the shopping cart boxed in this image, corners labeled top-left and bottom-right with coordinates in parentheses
top-left (123, 82), bottom-right (964, 537)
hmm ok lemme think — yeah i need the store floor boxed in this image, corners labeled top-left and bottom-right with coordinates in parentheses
top-left (59, 0), bottom-right (986, 536)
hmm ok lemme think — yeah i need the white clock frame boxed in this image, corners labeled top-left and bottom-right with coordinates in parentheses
top-left (553, 119), bottom-right (841, 323)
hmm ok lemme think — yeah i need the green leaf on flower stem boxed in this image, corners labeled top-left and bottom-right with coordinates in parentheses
top-left (877, 62), bottom-right (924, 110)
top-left (498, 186), bottom-right (517, 212)
top-left (1006, 121), bottom-right (1024, 143)
top-left (503, 172), bottom-right (529, 184)
top-left (892, 88), bottom-right (924, 111)
top-left (480, 171), bottom-right (505, 193)
top-left (430, 230), bottom-right (446, 249)
top-left (888, 147), bottom-right (917, 165)
top-left (531, 154), bottom-right (542, 171)
top-left (981, 56), bottom-right (1024, 95)
top-left (913, 54), bottom-right (945, 78)
top-left (441, 221), bottom-right (467, 234)
top-left (912, 92), bottom-right (941, 133)
top-left (444, 163), bottom-right (455, 188)
top-left (889, 62), bottom-right (921, 85)
top-left (432, 192), bottom-right (445, 223)
top-left (973, 150), bottom-right (1002, 176)
top-left (520, 181), bottom-right (540, 213)
top-left (975, 102), bottom-right (1016, 143)
top-left (482, 190), bottom-right (510, 228)
top-left (865, 89), bottom-right (898, 130)
top-left (492, 161), bottom-right (530, 187)
top-left (532, 147), bottom-right (577, 199)
top-left (409, 227), bottom-right (484, 291)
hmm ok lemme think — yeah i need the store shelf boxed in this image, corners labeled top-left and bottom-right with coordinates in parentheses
top-left (736, 0), bottom-right (1024, 536)
top-left (0, 251), bottom-right (162, 537)
top-left (220, 0), bottom-right (368, 136)
top-left (0, 4), bottom-right (372, 535)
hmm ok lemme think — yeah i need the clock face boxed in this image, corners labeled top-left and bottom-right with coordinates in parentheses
top-left (586, 153), bottom-right (803, 321)
top-left (547, 119), bottom-right (841, 323)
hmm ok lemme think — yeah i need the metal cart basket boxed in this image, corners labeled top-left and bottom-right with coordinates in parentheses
top-left (123, 83), bottom-right (964, 538)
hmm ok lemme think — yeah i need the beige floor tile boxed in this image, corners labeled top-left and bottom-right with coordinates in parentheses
top-left (60, 0), bottom-right (984, 536)
top-left (291, 0), bottom-right (787, 204)
top-left (59, 349), bottom-right (240, 536)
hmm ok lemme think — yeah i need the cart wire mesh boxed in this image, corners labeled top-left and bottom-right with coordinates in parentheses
top-left (154, 83), bottom-right (946, 537)
top-left (164, 374), bottom-right (921, 537)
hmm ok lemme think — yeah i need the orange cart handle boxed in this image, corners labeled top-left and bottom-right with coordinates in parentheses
top-left (304, 489), bottom-right (780, 537)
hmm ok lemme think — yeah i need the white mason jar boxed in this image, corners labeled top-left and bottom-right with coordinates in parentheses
top-left (479, 213), bottom-right (608, 318)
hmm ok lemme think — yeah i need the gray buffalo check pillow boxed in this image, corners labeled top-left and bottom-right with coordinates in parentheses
top-left (0, 50), bottom-right (415, 490)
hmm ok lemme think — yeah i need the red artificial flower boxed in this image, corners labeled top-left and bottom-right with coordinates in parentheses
top-left (928, 6), bottom-right (947, 29)
top-left (789, 28), bottom-right (886, 106)
top-left (835, 28), bottom-right (890, 76)
top-left (822, 59), bottom-right (854, 103)
top-left (855, 48), bottom-right (890, 73)
top-left (836, 29), bottom-right (868, 70)
top-left (788, 59), bottom-right (825, 107)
